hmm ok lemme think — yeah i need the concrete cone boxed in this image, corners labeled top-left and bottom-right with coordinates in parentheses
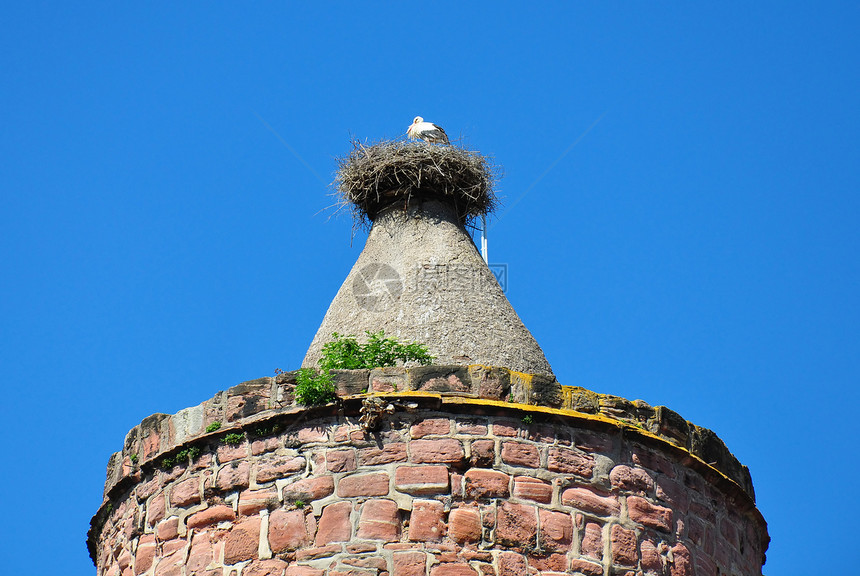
top-left (303, 199), bottom-right (553, 375)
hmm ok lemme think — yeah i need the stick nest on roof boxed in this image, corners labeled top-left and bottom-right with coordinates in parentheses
top-left (335, 139), bottom-right (499, 228)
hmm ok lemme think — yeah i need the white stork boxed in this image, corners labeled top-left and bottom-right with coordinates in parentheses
top-left (407, 116), bottom-right (450, 144)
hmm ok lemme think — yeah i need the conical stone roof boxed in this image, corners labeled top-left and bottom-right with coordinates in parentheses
top-left (303, 198), bottom-right (553, 375)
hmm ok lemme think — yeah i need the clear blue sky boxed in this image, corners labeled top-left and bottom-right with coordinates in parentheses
top-left (2, 3), bottom-right (858, 575)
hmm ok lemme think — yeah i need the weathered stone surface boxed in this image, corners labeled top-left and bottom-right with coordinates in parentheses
top-left (581, 521), bottom-right (603, 560)
top-left (358, 443), bottom-right (408, 465)
top-left (269, 509), bottom-right (313, 552)
top-left (497, 551), bottom-right (527, 576)
top-left (187, 505), bottom-right (236, 529)
top-left (538, 509), bottom-right (572, 551)
top-left (501, 441), bottom-right (539, 468)
top-left (255, 454), bottom-right (305, 483)
top-left (282, 476), bottom-right (334, 503)
top-left (411, 366), bottom-right (471, 393)
top-left (469, 365), bottom-right (511, 400)
top-left (464, 469), bottom-right (510, 499)
top-left (216, 461), bottom-right (250, 492)
top-left (411, 418), bottom-right (452, 438)
top-left (369, 367), bottom-right (407, 393)
top-left (223, 516), bottom-right (261, 564)
top-left (330, 369), bottom-right (370, 396)
top-left (243, 558), bottom-right (291, 576)
top-left (326, 449), bottom-right (357, 473)
top-left (448, 506), bottom-right (482, 544)
top-left (410, 438), bottom-right (464, 464)
top-left (609, 465), bottom-right (654, 494)
top-left (169, 478), bottom-right (199, 507)
top-left (315, 501), bottom-right (353, 545)
top-left (610, 524), bottom-right (638, 566)
top-left (627, 496), bottom-right (672, 532)
top-left (393, 551), bottom-right (426, 576)
top-left (394, 465), bottom-right (449, 495)
top-left (409, 500), bottom-right (445, 542)
top-left (356, 499), bottom-right (400, 541)
top-left (496, 502), bottom-right (537, 550)
top-left (338, 472), bottom-right (390, 498)
top-left (547, 446), bottom-right (594, 477)
top-left (513, 476), bottom-right (552, 503)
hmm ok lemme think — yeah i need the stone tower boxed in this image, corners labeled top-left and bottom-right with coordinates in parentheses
top-left (90, 142), bottom-right (768, 576)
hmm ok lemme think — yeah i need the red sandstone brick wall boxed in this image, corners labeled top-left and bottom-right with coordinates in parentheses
top-left (94, 406), bottom-right (766, 576)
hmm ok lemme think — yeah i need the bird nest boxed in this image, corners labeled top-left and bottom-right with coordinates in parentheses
top-left (334, 139), bottom-right (498, 228)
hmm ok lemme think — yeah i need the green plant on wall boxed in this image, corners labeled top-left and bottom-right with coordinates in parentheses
top-left (295, 331), bottom-right (433, 406)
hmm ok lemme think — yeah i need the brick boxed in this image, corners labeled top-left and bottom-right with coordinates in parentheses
top-left (326, 449), bottom-right (357, 473)
top-left (315, 501), bottom-right (353, 545)
top-left (627, 496), bottom-right (672, 532)
top-left (430, 565), bottom-right (478, 576)
top-left (269, 509), bottom-right (313, 552)
top-left (609, 465), bottom-right (654, 494)
top-left (341, 556), bottom-right (387, 570)
top-left (513, 476), bottom-right (552, 503)
top-left (282, 476), bottom-right (335, 502)
top-left (156, 517), bottom-right (180, 541)
top-left (539, 509), bottom-right (572, 551)
top-left (154, 548), bottom-right (184, 576)
top-left (569, 558), bottom-right (604, 576)
top-left (469, 439), bottom-right (495, 467)
top-left (394, 465), bottom-right (449, 495)
top-left (244, 559), bottom-right (291, 576)
top-left (411, 418), bottom-right (451, 438)
top-left (224, 516), bottom-right (261, 564)
top-left (187, 505), bottom-right (236, 529)
top-left (286, 567), bottom-right (326, 576)
top-left (296, 543), bottom-right (342, 561)
top-left (216, 442), bottom-right (249, 463)
top-left (547, 447), bottom-right (594, 477)
top-left (527, 553), bottom-right (567, 572)
top-left (409, 499), bottom-right (445, 542)
top-left (255, 454), bottom-right (305, 483)
top-left (186, 531), bottom-right (216, 573)
top-left (670, 542), bottom-right (692, 576)
top-left (238, 489), bottom-right (279, 516)
top-left (134, 534), bottom-right (156, 575)
top-left (492, 420), bottom-right (519, 437)
top-left (500, 441), bottom-right (539, 467)
top-left (656, 477), bottom-right (689, 512)
top-left (496, 502), bottom-right (537, 549)
top-left (639, 539), bottom-right (663, 573)
top-left (497, 551), bottom-right (527, 576)
top-left (448, 506), bottom-right (482, 544)
top-left (464, 469), bottom-right (510, 499)
top-left (170, 477), bottom-right (200, 507)
top-left (393, 551), bottom-right (426, 576)
top-left (610, 524), bottom-right (638, 566)
top-left (631, 447), bottom-right (676, 477)
top-left (216, 461), bottom-right (251, 492)
top-left (410, 439), bottom-right (464, 464)
top-left (338, 472), bottom-right (390, 498)
top-left (456, 419), bottom-right (488, 435)
top-left (297, 426), bottom-right (329, 443)
top-left (356, 499), bottom-right (401, 541)
top-left (251, 437), bottom-right (280, 456)
top-left (358, 443), bottom-right (408, 465)
top-left (561, 486), bottom-right (620, 516)
top-left (147, 492), bottom-right (166, 526)
top-left (581, 522), bottom-right (603, 560)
